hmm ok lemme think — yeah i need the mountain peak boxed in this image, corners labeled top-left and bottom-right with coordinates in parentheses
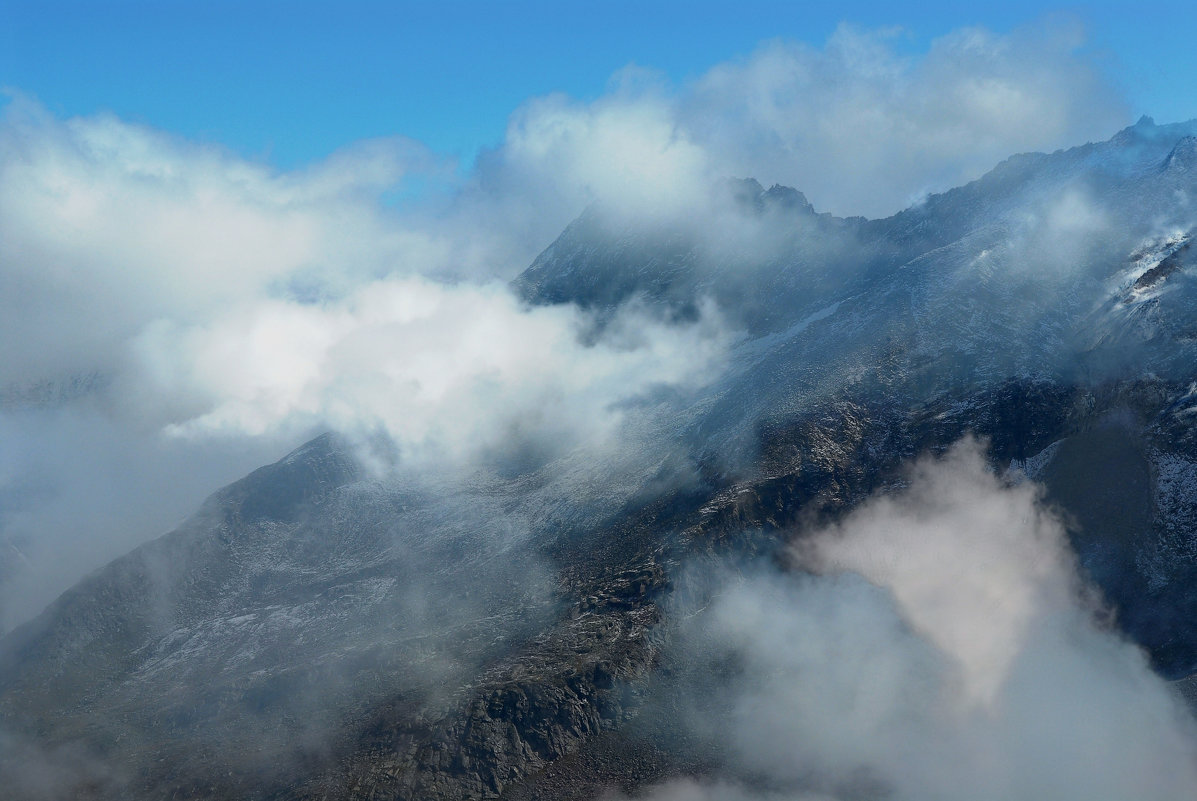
top-left (763, 183), bottom-right (815, 213)
top-left (1112, 115), bottom-right (1160, 147)
top-left (726, 176), bottom-right (816, 215)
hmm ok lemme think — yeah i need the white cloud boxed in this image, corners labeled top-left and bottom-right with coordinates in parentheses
top-left (681, 21), bottom-right (1127, 217)
top-left (497, 86), bottom-right (711, 219)
top-left (0, 96), bottom-right (734, 627)
top-left (0, 98), bottom-right (430, 388)
top-left (130, 280), bottom-right (733, 468)
top-left (804, 439), bottom-right (1076, 708)
top-left (672, 439), bottom-right (1197, 801)
top-left (0, 18), bottom-right (1133, 627)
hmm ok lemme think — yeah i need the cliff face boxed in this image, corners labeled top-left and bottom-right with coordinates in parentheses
top-left (8, 119), bottom-right (1197, 799)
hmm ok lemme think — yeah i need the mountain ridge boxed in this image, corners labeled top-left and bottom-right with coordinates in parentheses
top-left (8, 118), bottom-right (1197, 799)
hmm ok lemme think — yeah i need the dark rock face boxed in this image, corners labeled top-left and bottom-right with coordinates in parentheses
top-left (325, 607), bottom-right (658, 799)
top-left (12, 380), bottom-right (1197, 800)
top-left (8, 120), bottom-right (1197, 799)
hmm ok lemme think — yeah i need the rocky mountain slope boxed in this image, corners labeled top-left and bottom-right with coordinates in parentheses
top-left (7, 117), bottom-right (1197, 799)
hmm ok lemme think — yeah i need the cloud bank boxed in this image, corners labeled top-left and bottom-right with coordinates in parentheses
top-left (0, 19), bottom-right (1131, 627)
top-left (0, 96), bottom-right (733, 629)
top-left (469, 19), bottom-right (1127, 224)
top-left (134, 282), bottom-right (731, 466)
top-left (660, 439), bottom-right (1197, 801)
top-left (683, 21), bottom-right (1126, 217)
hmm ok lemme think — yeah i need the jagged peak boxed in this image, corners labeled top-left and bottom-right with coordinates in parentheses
top-left (1109, 115), bottom-right (1197, 151)
top-left (1111, 115), bottom-right (1158, 147)
top-left (726, 176), bottom-right (816, 216)
top-left (763, 183), bottom-right (815, 213)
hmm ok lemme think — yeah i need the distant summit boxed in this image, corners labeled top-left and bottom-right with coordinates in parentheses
top-left (726, 176), bottom-right (816, 215)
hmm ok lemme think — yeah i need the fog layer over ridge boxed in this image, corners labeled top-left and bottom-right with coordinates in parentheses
top-left (0, 100), bottom-right (733, 628)
top-left (654, 439), bottom-right (1197, 801)
top-left (0, 19), bottom-right (1129, 627)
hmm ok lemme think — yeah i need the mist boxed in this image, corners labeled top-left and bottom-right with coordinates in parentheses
top-left (652, 439), bottom-right (1197, 801)
top-left (0, 18), bottom-right (1131, 630)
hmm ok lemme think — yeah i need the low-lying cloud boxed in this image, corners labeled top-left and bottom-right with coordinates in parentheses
top-left (660, 439), bottom-right (1197, 800)
top-left (0, 17), bottom-right (1133, 628)
top-left (132, 281), bottom-right (732, 466)
top-left (0, 98), bottom-right (734, 630)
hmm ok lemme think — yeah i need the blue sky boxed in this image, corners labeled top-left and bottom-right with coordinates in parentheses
top-left (4, 1), bottom-right (1196, 169)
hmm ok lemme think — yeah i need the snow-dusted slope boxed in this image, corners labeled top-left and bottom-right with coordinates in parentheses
top-left (9, 118), bottom-right (1197, 799)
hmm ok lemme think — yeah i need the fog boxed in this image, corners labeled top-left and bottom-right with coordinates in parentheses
top-left (649, 440), bottom-right (1197, 801)
top-left (0, 20), bottom-right (1130, 631)
top-left (684, 21), bottom-right (1126, 217)
top-left (5, 15), bottom-right (1195, 800)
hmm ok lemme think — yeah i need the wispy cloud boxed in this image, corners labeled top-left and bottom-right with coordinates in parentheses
top-left (682, 21), bottom-right (1127, 216)
top-left (0, 18), bottom-right (1131, 627)
top-left (661, 440), bottom-right (1197, 801)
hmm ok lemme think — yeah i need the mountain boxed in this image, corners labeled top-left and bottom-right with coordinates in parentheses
top-left (7, 117), bottom-right (1197, 799)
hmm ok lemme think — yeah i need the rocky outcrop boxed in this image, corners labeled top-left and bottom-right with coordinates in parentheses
top-left (293, 565), bottom-right (667, 801)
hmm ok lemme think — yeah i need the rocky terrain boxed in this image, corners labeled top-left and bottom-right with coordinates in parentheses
top-left (6, 116), bottom-right (1197, 798)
